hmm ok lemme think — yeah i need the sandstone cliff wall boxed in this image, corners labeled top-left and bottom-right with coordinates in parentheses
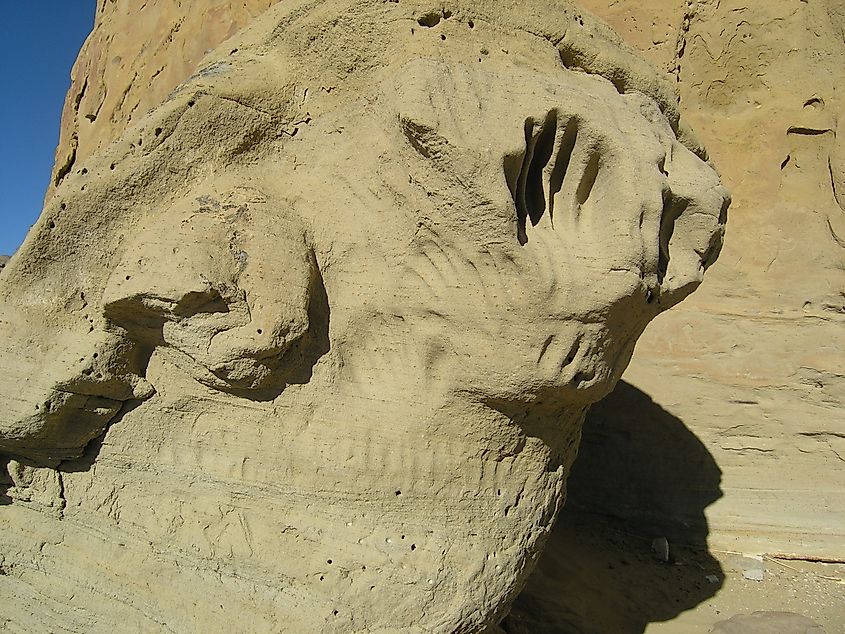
top-left (579, 0), bottom-right (845, 558)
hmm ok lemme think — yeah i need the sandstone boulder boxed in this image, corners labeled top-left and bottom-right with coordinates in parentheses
top-left (0, 1), bottom-right (727, 631)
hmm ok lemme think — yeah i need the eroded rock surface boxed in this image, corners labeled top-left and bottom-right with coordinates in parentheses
top-left (49, 0), bottom-right (279, 198)
top-left (0, 1), bottom-right (727, 631)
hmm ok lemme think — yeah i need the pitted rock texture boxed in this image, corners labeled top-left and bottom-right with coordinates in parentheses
top-left (0, 1), bottom-right (726, 632)
top-left (49, 0), bottom-right (279, 197)
top-left (50, 0), bottom-right (687, 199)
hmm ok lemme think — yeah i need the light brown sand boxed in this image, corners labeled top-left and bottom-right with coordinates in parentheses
top-left (504, 509), bottom-right (845, 633)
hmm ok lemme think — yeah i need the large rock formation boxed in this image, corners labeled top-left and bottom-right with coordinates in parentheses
top-left (0, 0), bottom-right (727, 631)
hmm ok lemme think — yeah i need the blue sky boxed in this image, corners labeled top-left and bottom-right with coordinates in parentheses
top-left (1, 4), bottom-right (95, 255)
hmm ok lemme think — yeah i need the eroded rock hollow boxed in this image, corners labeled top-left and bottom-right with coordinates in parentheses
top-left (0, 1), bottom-right (727, 631)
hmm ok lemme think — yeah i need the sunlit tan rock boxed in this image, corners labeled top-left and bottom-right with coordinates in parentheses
top-left (0, 1), bottom-right (727, 631)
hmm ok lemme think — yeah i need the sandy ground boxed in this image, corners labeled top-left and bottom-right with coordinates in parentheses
top-left (500, 379), bottom-right (845, 632)
top-left (503, 509), bottom-right (845, 633)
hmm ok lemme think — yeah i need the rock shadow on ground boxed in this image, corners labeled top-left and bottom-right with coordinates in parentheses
top-left (503, 380), bottom-right (725, 633)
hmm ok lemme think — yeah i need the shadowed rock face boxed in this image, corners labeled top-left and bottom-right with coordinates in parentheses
top-left (0, 1), bottom-right (727, 631)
